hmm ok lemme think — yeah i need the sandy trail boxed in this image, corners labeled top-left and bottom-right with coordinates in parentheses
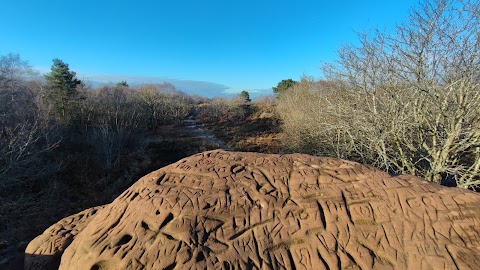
top-left (182, 113), bottom-right (231, 151)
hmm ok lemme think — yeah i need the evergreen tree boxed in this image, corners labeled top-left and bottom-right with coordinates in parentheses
top-left (272, 79), bottom-right (298, 94)
top-left (239, 90), bottom-right (251, 102)
top-left (116, 81), bottom-right (129, 87)
top-left (44, 58), bottom-right (82, 120)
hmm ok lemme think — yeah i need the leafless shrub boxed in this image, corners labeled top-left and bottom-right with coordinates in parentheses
top-left (198, 97), bottom-right (249, 124)
top-left (90, 125), bottom-right (127, 169)
top-left (133, 83), bottom-right (192, 128)
top-left (0, 54), bottom-right (61, 188)
top-left (0, 120), bottom-right (62, 188)
top-left (73, 85), bottom-right (139, 169)
top-left (0, 54), bottom-right (65, 250)
top-left (279, 0), bottom-right (480, 189)
top-left (253, 95), bottom-right (277, 115)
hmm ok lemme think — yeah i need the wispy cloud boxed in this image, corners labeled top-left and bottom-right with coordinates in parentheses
top-left (223, 87), bottom-right (274, 99)
top-left (78, 74), bottom-right (231, 98)
top-left (33, 68), bottom-right (273, 99)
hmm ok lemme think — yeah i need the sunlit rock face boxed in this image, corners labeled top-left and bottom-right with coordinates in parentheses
top-left (25, 150), bottom-right (480, 270)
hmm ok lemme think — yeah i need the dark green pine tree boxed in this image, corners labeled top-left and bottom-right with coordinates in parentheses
top-left (239, 90), bottom-right (251, 102)
top-left (272, 79), bottom-right (298, 94)
top-left (116, 81), bottom-right (129, 87)
top-left (44, 58), bottom-right (82, 120)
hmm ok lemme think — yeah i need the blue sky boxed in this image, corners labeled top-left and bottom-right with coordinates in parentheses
top-left (0, 0), bottom-right (416, 97)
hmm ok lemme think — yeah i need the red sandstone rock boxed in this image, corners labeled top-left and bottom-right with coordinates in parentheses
top-left (25, 150), bottom-right (480, 269)
top-left (24, 206), bottom-right (104, 270)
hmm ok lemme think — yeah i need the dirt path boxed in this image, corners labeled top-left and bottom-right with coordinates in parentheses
top-left (182, 114), bottom-right (231, 151)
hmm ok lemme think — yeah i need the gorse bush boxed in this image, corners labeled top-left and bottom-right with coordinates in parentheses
top-left (278, 0), bottom-right (480, 189)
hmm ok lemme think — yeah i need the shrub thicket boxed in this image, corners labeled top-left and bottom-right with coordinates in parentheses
top-left (278, 0), bottom-right (480, 189)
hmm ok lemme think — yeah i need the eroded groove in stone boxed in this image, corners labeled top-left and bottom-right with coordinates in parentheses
top-left (24, 206), bottom-right (106, 270)
top-left (26, 150), bottom-right (480, 269)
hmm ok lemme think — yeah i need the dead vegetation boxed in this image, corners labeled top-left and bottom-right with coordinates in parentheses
top-left (196, 95), bottom-right (283, 153)
top-left (0, 56), bottom-right (215, 267)
top-left (278, 0), bottom-right (480, 189)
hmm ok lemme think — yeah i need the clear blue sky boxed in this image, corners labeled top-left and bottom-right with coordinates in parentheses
top-left (0, 0), bottom-right (416, 97)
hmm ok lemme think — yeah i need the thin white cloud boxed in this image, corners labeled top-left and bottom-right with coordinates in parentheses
top-left (80, 74), bottom-right (231, 98)
top-left (31, 69), bottom-right (273, 99)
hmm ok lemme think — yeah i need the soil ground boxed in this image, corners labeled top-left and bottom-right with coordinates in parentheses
top-left (198, 110), bottom-right (284, 154)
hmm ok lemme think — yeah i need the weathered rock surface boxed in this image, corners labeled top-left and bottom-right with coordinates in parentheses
top-left (26, 150), bottom-right (480, 269)
top-left (24, 206), bottom-right (105, 270)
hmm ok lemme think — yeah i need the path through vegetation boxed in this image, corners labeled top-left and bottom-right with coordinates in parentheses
top-left (182, 112), bottom-right (231, 151)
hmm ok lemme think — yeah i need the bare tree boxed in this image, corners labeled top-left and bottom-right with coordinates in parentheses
top-left (0, 53), bottom-right (61, 188)
top-left (279, 0), bottom-right (480, 189)
top-left (0, 53), bottom-right (37, 127)
top-left (134, 83), bottom-right (191, 128)
top-left (0, 54), bottom-right (63, 248)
